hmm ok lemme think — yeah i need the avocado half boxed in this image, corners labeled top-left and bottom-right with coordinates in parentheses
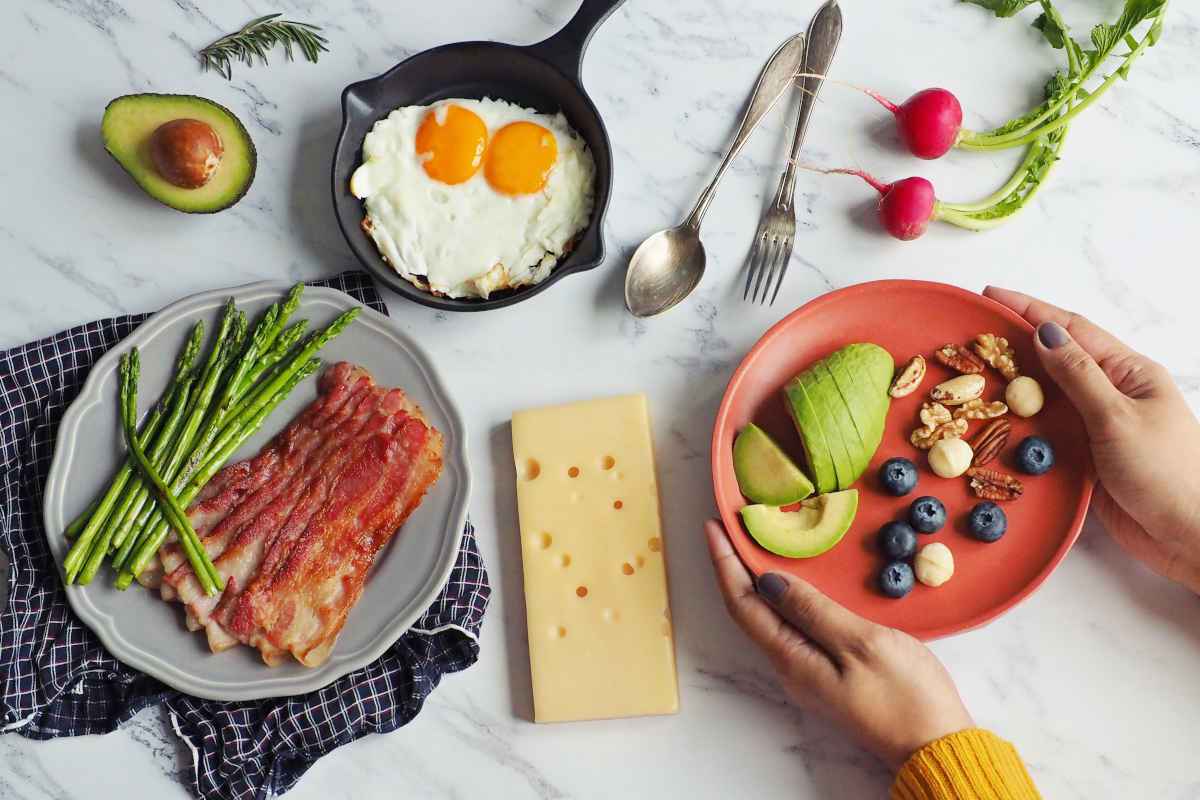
top-left (101, 93), bottom-right (256, 213)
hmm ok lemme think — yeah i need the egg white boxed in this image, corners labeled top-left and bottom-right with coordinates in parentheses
top-left (350, 98), bottom-right (596, 299)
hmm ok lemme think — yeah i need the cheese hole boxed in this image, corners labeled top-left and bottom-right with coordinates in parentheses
top-left (648, 537), bottom-right (662, 552)
top-left (553, 626), bottom-right (567, 639)
top-left (575, 585), bottom-right (588, 598)
top-left (567, 466), bottom-right (580, 478)
top-left (522, 459), bottom-right (541, 481)
top-left (601, 455), bottom-right (616, 470)
top-left (537, 532), bottom-right (552, 550)
top-left (559, 553), bottom-right (571, 568)
top-left (636, 555), bottom-right (646, 568)
top-left (613, 500), bottom-right (623, 510)
top-left (621, 562), bottom-right (635, 576)
top-left (601, 608), bottom-right (620, 623)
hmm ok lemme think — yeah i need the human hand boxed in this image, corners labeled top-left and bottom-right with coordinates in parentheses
top-left (704, 519), bottom-right (973, 770)
top-left (985, 287), bottom-right (1200, 593)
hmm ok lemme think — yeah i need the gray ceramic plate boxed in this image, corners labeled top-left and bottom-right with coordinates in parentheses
top-left (42, 281), bottom-right (471, 701)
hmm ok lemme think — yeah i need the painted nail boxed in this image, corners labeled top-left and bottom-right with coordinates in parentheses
top-left (1037, 322), bottom-right (1070, 349)
top-left (756, 572), bottom-right (788, 602)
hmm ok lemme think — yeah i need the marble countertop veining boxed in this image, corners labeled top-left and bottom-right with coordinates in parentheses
top-left (3, 0), bottom-right (1200, 798)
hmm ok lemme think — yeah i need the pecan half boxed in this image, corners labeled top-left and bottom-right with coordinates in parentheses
top-left (969, 418), bottom-right (1011, 467)
top-left (934, 344), bottom-right (985, 374)
top-left (975, 333), bottom-right (1019, 381)
top-left (966, 467), bottom-right (1024, 501)
top-left (890, 355), bottom-right (927, 398)
top-left (953, 398), bottom-right (1009, 421)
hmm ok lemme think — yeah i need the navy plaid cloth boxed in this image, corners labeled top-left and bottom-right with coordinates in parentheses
top-left (0, 271), bottom-right (490, 799)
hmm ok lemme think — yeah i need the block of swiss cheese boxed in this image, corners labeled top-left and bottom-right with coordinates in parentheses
top-left (511, 394), bottom-right (679, 722)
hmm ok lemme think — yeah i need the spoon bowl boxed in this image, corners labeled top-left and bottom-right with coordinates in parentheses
top-left (624, 225), bottom-right (706, 318)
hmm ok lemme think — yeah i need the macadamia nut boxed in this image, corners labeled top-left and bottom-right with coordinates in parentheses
top-left (928, 437), bottom-right (973, 478)
top-left (915, 542), bottom-right (954, 587)
top-left (1005, 376), bottom-right (1045, 418)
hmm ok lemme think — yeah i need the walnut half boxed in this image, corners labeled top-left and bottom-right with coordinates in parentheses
top-left (975, 333), bottom-right (1019, 381)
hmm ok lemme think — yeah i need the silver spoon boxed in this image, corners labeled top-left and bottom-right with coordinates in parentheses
top-left (624, 33), bottom-right (808, 318)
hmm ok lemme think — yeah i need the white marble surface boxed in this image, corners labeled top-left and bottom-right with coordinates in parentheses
top-left (2, 0), bottom-right (1200, 797)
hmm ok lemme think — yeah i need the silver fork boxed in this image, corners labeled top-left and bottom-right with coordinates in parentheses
top-left (744, 0), bottom-right (843, 305)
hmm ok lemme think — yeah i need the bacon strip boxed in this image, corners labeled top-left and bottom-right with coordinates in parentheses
top-left (154, 362), bottom-right (443, 668)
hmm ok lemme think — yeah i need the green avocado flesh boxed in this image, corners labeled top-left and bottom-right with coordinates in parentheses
top-left (800, 365), bottom-right (862, 485)
top-left (740, 489), bottom-right (859, 559)
top-left (101, 94), bottom-right (256, 213)
top-left (783, 379), bottom-right (838, 494)
top-left (782, 344), bottom-right (893, 491)
top-left (733, 423), bottom-right (815, 505)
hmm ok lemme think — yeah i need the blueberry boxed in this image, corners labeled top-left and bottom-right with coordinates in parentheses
top-left (877, 521), bottom-right (918, 560)
top-left (908, 496), bottom-right (947, 533)
top-left (968, 501), bottom-right (1008, 542)
top-left (879, 561), bottom-right (915, 599)
top-left (1015, 435), bottom-right (1055, 475)
top-left (879, 457), bottom-right (919, 496)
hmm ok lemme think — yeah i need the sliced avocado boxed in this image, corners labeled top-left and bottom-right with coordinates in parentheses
top-left (797, 367), bottom-right (856, 490)
top-left (805, 362), bottom-right (870, 484)
top-left (827, 348), bottom-right (890, 465)
top-left (822, 360), bottom-right (869, 456)
top-left (101, 93), bottom-right (256, 213)
top-left (733, 423), bottom-right (815, 505)
top-left (740, 489), bottom-right (859, 559)
top-left (782, 379), bottom-right (838, 494)
top-left (843, 343), bottom-right (895, 401)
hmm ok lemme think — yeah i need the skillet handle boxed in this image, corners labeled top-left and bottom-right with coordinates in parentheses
top-left (529, 0), bottom-right (625, 83)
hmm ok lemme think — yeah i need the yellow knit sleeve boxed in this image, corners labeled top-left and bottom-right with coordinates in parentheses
top-left (891, 728), bottom-right (1042, 800)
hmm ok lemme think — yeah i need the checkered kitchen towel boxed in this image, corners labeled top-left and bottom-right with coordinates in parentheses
top-left (0, 271), bottom-right (490, 799)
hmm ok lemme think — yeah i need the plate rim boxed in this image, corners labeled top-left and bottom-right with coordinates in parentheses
top-left (710, 279), bottom-right (1094, 640)
top-left (42, 279), bottom-right (472, 700)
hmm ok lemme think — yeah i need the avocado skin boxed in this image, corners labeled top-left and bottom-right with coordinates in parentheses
top-left (101, 93), bottom-right (257, 214)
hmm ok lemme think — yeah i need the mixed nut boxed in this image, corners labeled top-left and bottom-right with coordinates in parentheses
top-left (873, 332), bottom-right (1059, 599)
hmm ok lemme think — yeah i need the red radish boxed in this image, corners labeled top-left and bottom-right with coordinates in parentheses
top-left (801, 167), bottom-right (940, 241)
top-left (793, 73), bottom-right (965, 159)
top-left (868, 88), bottom-right (963, 160)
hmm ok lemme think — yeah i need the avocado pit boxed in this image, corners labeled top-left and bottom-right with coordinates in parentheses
top-left (150, 118), bottom-right (223, 189)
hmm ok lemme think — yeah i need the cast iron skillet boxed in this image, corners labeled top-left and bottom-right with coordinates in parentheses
top-left (332, 0), bottom-right (625, 312)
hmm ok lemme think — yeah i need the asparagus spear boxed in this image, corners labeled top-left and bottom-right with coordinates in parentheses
top-left (62, 324), bottom-right (203, 579)
top-left (119, 350), bottom-right (222, 595)
top-left (106, 298), bottom-right (240, 551)
top-left (113, 292), bottom-right (304, 571)
top-left (76, 378), bottom-right (195, 584)
top-left (116, 357), bottom-right (320, 587)
top-left (108, 301), bottom-right (239, 555)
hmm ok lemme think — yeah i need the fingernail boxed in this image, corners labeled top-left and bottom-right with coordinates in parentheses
top-left (756, 572), bottom-right (788, 602)
top-left (1037, 322), bottom-right (1070, 349)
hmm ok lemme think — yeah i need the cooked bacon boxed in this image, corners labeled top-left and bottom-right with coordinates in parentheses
top-left (155, 362), bottom-right (443, 667)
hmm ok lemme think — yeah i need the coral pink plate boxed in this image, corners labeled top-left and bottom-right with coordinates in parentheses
top-left (712, 280), bottom-right (1094, 640)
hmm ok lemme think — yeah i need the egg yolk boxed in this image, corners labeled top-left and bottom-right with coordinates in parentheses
top-left (484, 121), bottom-right (558, 195)
top-left (415, 104), bottom-right (488, 185)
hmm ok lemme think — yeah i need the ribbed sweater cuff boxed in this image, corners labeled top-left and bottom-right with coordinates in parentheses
top-left (891, 728), bottom-right (1041, 800)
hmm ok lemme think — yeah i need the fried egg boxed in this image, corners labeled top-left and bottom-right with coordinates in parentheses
top-left (350, 98), bottom-right (595, 299)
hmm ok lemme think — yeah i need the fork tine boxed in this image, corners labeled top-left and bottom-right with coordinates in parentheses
top-left (751, 235), bottom-right (778, 304)
top-left (768, 235), bottom-right (795, 306)
top-left (755, 236), bottom-right (786, 305)
top-left (742, 230), bottom-right (768, 300)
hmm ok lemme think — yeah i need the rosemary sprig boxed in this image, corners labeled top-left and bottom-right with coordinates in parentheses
top-left (198, 13), bottom-right (329, 80)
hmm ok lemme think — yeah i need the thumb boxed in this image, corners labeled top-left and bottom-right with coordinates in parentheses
top-left (1035, 321), bottom-right (1125, 422)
